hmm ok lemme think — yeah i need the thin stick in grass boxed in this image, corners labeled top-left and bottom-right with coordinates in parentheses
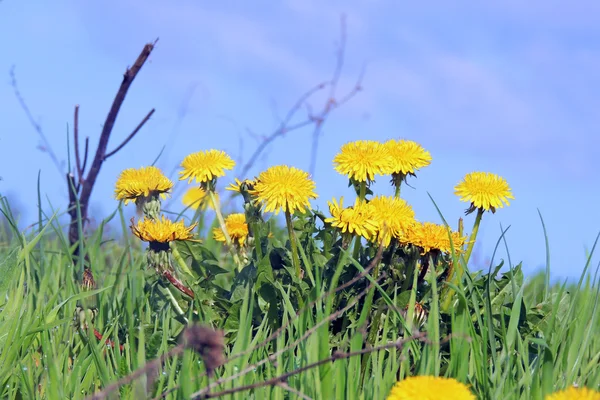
top-left (192, 333), bottom-right (428, 399)
top-left (229, 242), bottom-right (385, 363)
top-left (193, 271), bottom-right (387, 397)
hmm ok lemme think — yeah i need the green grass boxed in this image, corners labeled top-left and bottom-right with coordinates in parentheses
top-left (0, 193), bottom-right (598, 400)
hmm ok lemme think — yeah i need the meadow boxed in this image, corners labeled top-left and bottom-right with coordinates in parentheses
top-left (0, 139), bottom-right (599, 400)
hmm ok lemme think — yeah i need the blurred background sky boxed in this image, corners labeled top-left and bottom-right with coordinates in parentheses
top-left (1, 1), bottom-right (599, 281)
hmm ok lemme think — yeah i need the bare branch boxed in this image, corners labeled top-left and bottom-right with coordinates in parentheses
top-left (68, 41), bottom-right (157, 279)
top-left (238, 81), bottom-right (329, 178)
top-left (104, 108), bottom-right (156, 160)
top-left (329, 14), bottom-right (347, 100)
top-left (234, 14), bottom-right (364, 181)
top-left (193, 333), bottom-right (428, 399)
top-left (66, 173), bottom-right (77, 218)
top-left (81, 137), bottom-right (90, 180)
top-left (73, 105), bottom-right (84, 187)
top-left (87, 344), bottom-right (185, 400)
top-left (195, 246), bottom-right (387, 396)
top-left (94, 247), bottom-right (389, 400)
top-left (10, 66), bottom-right (63, 176)
top-left (230, 242), bottom-right (386, 363)
top-left (163, 269), bottom-right (194, 298)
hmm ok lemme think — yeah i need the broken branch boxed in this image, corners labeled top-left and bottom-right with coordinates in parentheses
top-left (68, 41), bottom-right (157, 284)
top-left (104, 108), bottom-right (155, 160)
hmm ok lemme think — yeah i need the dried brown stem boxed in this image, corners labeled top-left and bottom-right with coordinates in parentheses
top-left (112, 247), bottom-right (388, 400)
top-left (10, 66), bottom-right (63, 176)
top-left (81, 137), bottom-right (90, 178)
top-left (329, 15), bottom-right (347, 99)
top-left (163, 270), bottom-right (195, 298)
top-left (67, 41), bottom-right (157, 282)
top-left (308, 14), bottom-right (348, 175)
top-left (87, 344), bottom-right (185, 400)
top-left (237, 82), bottom-right (328, 178)
top-left (193, 333), bottom-right (427, 399)
top-left (195, 253), bottom-right (386, 397)
top-left (74, 105), bottom-right (84, 185)
top-left (93, 328), bottom-right (124, 351)
top-left (104, 108), bottom-right (155, 160)
top-left (230, 243), bottom-right (386, 363)
top-left (237, 14), bottom-right (363, 180)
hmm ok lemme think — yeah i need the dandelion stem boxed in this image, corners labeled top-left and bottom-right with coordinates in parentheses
top-left (160, 282), bottom-right (189, 324)
top-left (352, 235), bottom-right (362, 264)
top-left (171, 243), bottom-right (202, 279)
top-left (359, 181), bottom-right (366, 201)
top-left (442, 209), bottom-right (483, 312)
top-left (285, 209), bottom-right (301, 279)
top-left (352, 181), bottom-right (368, 261)
top-left (209, 190), bottom-right (243, 271)
top-left (325, 248), bottom-right (349, 315)
top-left (394, 183), bottom-right (401, 198)
top-left (464, 208), bottom-right (484, 265)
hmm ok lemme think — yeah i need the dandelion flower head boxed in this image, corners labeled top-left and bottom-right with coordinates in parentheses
top-left (251, 165), bottom-right (317, 215)
top-left (213, 213), bottom-right (249, 246)
top-left (454, 172), bottom-right (514, 213)
top-left (404, 222), bottom-right (466, 255)
top-left (325, 197), bottom-right (379, 241)
top-left (115, 166), bottom-right (173, 204)
top-left (333, 140), bottom-right (392, 182)
top-left (227, 178), bottom-right (258, 193)
top-left (384, 139), bottom-right (432, 175)
top-left (131, 215), bottom-right (196, 243)
top-left (386, 376), bottom-right (475, 400)
top-left (182, 187), bottom-right (218, 210)
top-left (545, 387), bottom-right (600, 400)
top-left (369, 195), bottom-right (416, 246)
top-left (179, 149), bottom-right (235, 184)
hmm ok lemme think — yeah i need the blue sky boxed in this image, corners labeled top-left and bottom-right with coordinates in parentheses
top-left (1, 1), bottom-right (599, 280)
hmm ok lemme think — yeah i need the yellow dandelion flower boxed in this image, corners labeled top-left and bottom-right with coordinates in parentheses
top-left (227, 178), bottom-right (245, 193)
top-left (131, 215), bottom-right (196, 243)
top-left (369, 195), bottom-right (416, 246)
top-left (325, 197), bottom-right (379, 241)
top-left (384, 139), bottom-right (432, 175)
top-left (213, 213), bottom-right (249, 246)
top-left (405, 222), bottom-right (467, 255)
top-left (115, 166), bottom-right (173, 204)
top-left (182, 187), bottom-right (218, 210)
top-left (333, 140), bottom-right (393, 182)
top-left (386, 376), bottom-right (475, 400)
top-left (227, 178), bottom-right (258, 193)
top-left (546, 387), bottom-right (600, 400)
top-left (179, 149), bottom-right (235, 184)
top-left (250, 165), bottom-right (317, 215)
top-left (454, 172), bottom-right (514, 213)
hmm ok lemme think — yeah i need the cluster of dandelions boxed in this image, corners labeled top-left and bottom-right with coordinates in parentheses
top-left (114, 165), bottom-right (197, 299)
top-left (108, 141), bottom-right (600, 400)
top-left (113, 138), bottom-right (514, 298)
top-left (329, 139), bottom-right (513, 264)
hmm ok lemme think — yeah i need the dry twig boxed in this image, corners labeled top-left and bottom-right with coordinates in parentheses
top-left (193, 245), bottom-right (386, 397)
top-left (236, 13), bottom-right (363, 180)
top-left (10, 66), bottom-right (63, 175)
top-left (66, 40), bottom-right (158, 284)
top-left (87, 344), bottom-right (184, 400)
top-left (88, 325), bottom-right (225, 400)
top-left (230, 242), bottom-right (386, 363)
top-left (193, 333), bottom-right (428, 399)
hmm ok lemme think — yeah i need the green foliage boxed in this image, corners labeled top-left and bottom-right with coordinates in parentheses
top-left (0, 191), bottom-right (598, 400)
